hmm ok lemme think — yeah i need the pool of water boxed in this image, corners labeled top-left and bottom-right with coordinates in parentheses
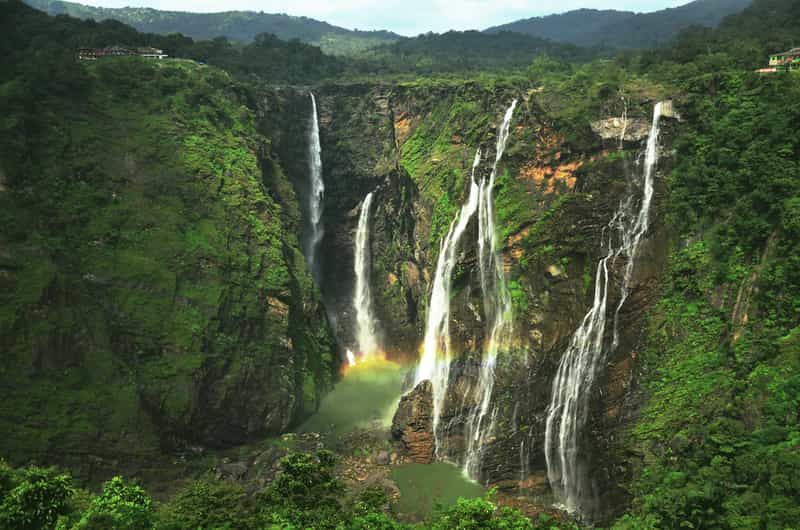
top-left (299, 357), bottom-right (408, 436)
top-left (390, 462), bottom-right (485, 519)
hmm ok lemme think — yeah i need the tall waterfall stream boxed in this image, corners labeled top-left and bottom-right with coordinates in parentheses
top-left (544, 102), bottom-right (664, 514)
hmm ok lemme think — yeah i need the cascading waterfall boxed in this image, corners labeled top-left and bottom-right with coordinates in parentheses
top-left (463, 100), bottom-right (518, 479)
top-left (415, 150), bottom-right (482, 456)
top-left (305, 93), bottom-right (325, 280)
top-left (612, 101), bottom-right (661, 349)
top-left (544, 102), bottom-right (664, 514)
top-left (353, 192), bottom-right (378, 360)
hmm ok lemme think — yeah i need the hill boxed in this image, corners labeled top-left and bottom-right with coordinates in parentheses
top-left (22, 0), bottom-right (401, 55)
top-left (360, 30), bottom-right (593, 75)
top-left (486, 0), bottom-right (752, 49)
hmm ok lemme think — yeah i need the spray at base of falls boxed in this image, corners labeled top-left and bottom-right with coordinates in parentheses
top-left (463, 100), bottom-right (518, 480)
top-left (353, 192), bottom-right (379, 362)
top-left (544, 102), bottom-right (664, 514)
top-left (305, 93), bottom-right (325, 282)
top-left (415, 150), bottom-right (482, 457)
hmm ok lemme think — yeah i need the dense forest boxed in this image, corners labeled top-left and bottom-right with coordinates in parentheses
top-left (1, 0), bottom-right (799, 527)
top-left (485, 0), bottom-right (751, 49)
top-left (22, 0), bottom-right (401, 54)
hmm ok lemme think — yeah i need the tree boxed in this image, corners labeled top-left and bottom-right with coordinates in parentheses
top-left (0, 465), bottom-right (74, 530)
top-left (73, 477), bottom-right (153, 530)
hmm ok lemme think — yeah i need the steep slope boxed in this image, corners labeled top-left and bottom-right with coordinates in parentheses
top-left (486, 0), bottom-right (751, 49)
top-left (22, 0), bottom-right (400, 55)
top-left (0, 1), bottom-right (337, 476)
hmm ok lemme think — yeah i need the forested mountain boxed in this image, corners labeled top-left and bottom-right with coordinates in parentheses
top-left (486, 0), bottom-right (752, 48)
top-left (361, 30), bottom-right (593, 74)
top-left (1, 0), bottom-right (799, 528)
top-left (22, 0), bottom-right (401, 54)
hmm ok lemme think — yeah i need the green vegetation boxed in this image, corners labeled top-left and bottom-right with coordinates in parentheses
top-left (606, 2), bottom-right (800, 528)
top-left (2, 0), bottom-right (800, 527)
top-left (0, 0), bottom-right (335, 464)
top-left (486, 0), bottom-right (751, 50)
top-left (23, 0), bottom-right (401, 55)
top-left (0, 456), bottom-right (546, 529)
top-left (362, 31), bottom-right (591, 75)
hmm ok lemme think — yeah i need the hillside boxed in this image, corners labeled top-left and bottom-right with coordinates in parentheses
top-left (0, 0), bottom-right (799, 528)
top-left (486, 0), bottom-right (752, 49)
top-left (360, 30), bottom-right (593, 75)
top-left (0, 0), bottom-right (337, 473)
top-left (22, 0), bottom-right (401, 54)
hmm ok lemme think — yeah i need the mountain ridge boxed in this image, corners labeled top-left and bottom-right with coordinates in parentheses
top-left (486, 0), bottom-right (752, 49)
top-left (22, 0), bottom-right (402, 54)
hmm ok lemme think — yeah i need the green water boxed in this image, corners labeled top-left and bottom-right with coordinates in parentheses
top-left (391, 462), bottom-right (485, 519)
top-left (299, 359), bottom-right (407, 436)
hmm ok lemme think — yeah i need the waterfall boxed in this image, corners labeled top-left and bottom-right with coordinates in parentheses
top-left (415, 150), bottom-right (482, 456)
top-left (305, 93), bottom-right (325, 280)
top-left (353, 192), bottom-right (378, 359)
top-left (544, 102), bottom-right (664, 514)
top-left (463, 100), bottom-right (518, 479)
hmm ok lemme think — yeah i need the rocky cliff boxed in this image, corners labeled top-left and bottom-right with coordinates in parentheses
top-left (0, 60), bottom-right (338, 478)
top-left (271, 79), bottom-right (680, 522)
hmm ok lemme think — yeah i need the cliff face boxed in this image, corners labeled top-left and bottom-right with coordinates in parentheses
top-left (0, 60), bottom-right (337, 475)
top-left (0, 62), bottom-right (676, 518)
top-left (278, 80), bottom-right (679, 521)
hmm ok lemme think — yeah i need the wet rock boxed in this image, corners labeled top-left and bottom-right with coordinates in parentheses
top-left (591, 117), bottom-right (650, 142)
top-left (391, 380), bottom-right (435, 464)
top-left (216, 461), bottom-right (248, 481)
top-left (659, 100), bottom-right (680, 120)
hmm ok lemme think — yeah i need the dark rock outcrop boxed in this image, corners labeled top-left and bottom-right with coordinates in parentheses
top-left (391, 380), bottom-right (435, 464)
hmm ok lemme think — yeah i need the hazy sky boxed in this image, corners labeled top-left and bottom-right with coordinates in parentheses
top-left (81, 0), bottom-right (692, 35)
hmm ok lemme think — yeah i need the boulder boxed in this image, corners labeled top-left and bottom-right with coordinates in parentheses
top-left (391, 380), bottom-right (435, 463)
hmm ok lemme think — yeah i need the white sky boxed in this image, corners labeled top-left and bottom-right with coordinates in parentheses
top-left (81, 0), bottom-right (692, 36)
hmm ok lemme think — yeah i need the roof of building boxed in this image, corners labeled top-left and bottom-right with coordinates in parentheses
top-left (775, 47), bottom-right (800, 57)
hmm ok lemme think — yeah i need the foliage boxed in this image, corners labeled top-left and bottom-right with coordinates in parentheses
top-left (0, 0), bottom-right (335, 463)
top-left (486, 0), bottom-right (750, 50)
top-left (428, 495), bottom-right (533, 529)
top-left (24, 0), bottom-right (400, 55)
top-left (72, 477), bottom-right (153, 530)
top-left (156, 478), bottom-right (255, 530)
top-left (614, 65), bottom-right (800, 529)
top-left (359, 31), bottom-right (591, 76)
top-left (0, 465), bottom-right (74, 530)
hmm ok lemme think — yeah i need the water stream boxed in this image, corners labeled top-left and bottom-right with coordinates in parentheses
top-left (353, 191), bottom-right (379, 359)
top-left (415, 150), bottom-right (482, 457)
top-left (463, 100), bottom-right (518, 479)
top-left (544, 102), bottom-right (664, 514)
top-left (305, 93), bottom-right (325, 281)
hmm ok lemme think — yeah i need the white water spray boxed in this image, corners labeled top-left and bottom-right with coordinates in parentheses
top-left (353, 192), bottom-right (378, 358)
top-left (415, 150), bottom-right (482, 455)
top-left (306, 93), bottom-right (325, 279)
top-left (544, 102), bottom-right (664, 514)
top-left (464, 100), bottom-right (518, 479)
top-left (346, 349), bottom-right (357, 367)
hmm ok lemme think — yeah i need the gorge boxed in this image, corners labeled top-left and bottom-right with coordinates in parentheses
top-left (2, 0), bottom-right (799, 527)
